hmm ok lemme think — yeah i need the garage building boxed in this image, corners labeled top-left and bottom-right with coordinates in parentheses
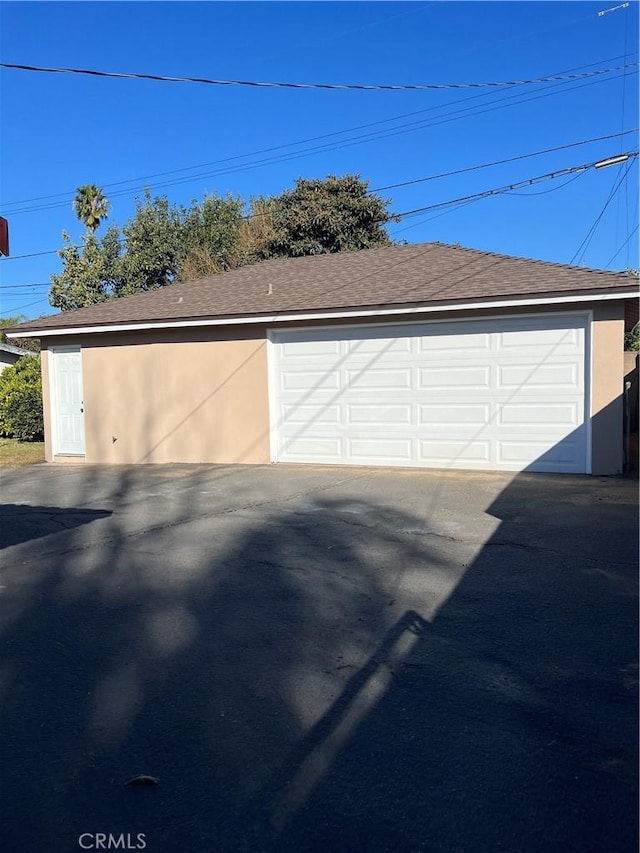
top-left (9, 243), bottom-right (638, 474)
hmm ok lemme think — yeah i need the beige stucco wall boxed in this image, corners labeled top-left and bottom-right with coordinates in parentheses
top-left (42, 328), bottom-right (270, 464)
top-left (590, 301), bottom-right (625, 475)
top-left (39, 301), bottom-right (627, 472)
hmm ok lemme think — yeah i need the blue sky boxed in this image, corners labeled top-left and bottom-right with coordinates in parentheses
top-left (0, 1), bottom-right (638, 319)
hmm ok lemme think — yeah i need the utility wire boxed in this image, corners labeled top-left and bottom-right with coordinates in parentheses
top-left (501, 172), bottom-right (587, 196)
top-left (0, 297), bottom-right (48, 313)
top-left (2, 153), bottom-right (635, 263)
top-left (604, 222), bottom-right (639, 268)
top-left (390, 197), bottom-right (484, 236)
top-left (0, 248), bottom-right (60, 260)
top-left (569, 157), bottom-right (636, 264)
top-left (2, 54), bottom-right (630, 210)
top-left (6, 127), bottom-right (637, 220)
top-left (394, 153), bottom-right (639, 220)
top-left (371, 129), bottom-right (638, 192)
top-left (0, 282), bottom-right (50, 289)
top-left (1, 60), bottom-right (637, 91)
top-left (620, 6), bottom-right (632, 264)
top-left (3, 72), bottom-right (638, 218)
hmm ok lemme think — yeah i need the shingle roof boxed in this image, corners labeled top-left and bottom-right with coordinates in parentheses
top-left (10, 242), bottom-right (638, 335)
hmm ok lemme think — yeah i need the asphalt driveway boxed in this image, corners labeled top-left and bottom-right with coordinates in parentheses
top-left (0, 463), bottom-right (637, 853)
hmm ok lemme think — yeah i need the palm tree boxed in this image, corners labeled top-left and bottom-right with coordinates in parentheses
top-left (73, 184), bottom-right (110, 233)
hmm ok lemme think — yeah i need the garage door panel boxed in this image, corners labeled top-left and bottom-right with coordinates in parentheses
top-left (418, 365), bottom-right (491, 389)
top-left (498, 437), bottom-right (582, 469)
top-left (283, 404), bottom-right (341, 425)
top-left (348, 437), bottom-right (413, 461)
top-left (417, 332), bottom-right (491, 353)
top-left (271, 315), bottom-right (588, 473)
top-left (497, 402), bottom-right (580, 427)
top-left (283, 436), bottom-right (342, 458)
top-left (281, 370), bottom-right (340, 391)
top-left (346, 368), bottom-right (412, 390)
top-left (348, 404), bottom-right (412, 425)
top-left (497, 326), bottom-right (581, 352)
top-left (419, 403), bottom-right (491, 426)
top-left (347, 336), bottom-right (411, 355)
top-left (498, 362), bottom-right (580, 389)
top-left (281, 339), bottom-right (341, 358)
top-left (418, 439), bottom-right (492, 463)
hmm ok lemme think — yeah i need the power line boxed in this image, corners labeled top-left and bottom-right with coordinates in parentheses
top-left (3, 71), bottom-right (638, 218)
top-left (3, 152), bottom-right (634, 263)
top-left (149, 70), bottom-right (638, 203)
top-left (2, 60), bottom-right (637, 92)
top-left (2, 54), bottom-right (630, 211)
top-left (0, 248), bottom-right (59, 260)
top-left (500, 172), bottom-right (587, 196)
top-left (394, 152), bottom-right (639, 221)
top-left (620, 5), bottom-right (632, 265)
top-left (604, 222), bottom-right (639, 268)
top-left (390, 197), bottom-right (485, 237)
top-left (0, 282), bottom-right (50, 289)
top-left (569, 157), bottom-right (636, 264)
top-left (371, 129), bottom-right (638, 193)
top-left (0, 297), bottom-right (48, 313)
top-left (7, 127), bottom-right (637, 221)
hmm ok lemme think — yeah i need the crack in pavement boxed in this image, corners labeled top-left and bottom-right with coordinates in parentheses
top-left (1, 472), bottom-right (376, 566)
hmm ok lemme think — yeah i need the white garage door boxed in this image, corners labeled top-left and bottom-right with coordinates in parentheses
top-left (269, 314), bottom-right (589, 473)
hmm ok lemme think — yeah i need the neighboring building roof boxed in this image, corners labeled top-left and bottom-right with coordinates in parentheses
top-left (0, 342), bottom-right (37, 357)
top-left (8, 242), bottom-right (638, 336)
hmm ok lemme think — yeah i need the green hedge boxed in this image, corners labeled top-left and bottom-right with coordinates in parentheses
top-left (625, 323), bottom-right (639, 352)
top-left (0, 356), bottom-right (44, 441)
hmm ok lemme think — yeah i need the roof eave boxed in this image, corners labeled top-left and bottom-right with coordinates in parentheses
top-left (6, 287), bottom-right (638, 339)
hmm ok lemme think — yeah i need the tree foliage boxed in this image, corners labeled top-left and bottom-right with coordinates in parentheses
top-left (0, 316), bottom-right (41, 353)
top-left (0, 355), bottom-right (43, 441)
top-left (49, 228), bottom-right (121, 312)
top-left (114, 193), bottom-right (185, 297)
top-left (179, 193), bottom-right (246, 279)
top-left (73, 185), bottom-right (110, 233)
top-left (265, 175), bottom-right (397, 258)
top-left (0, 315), bottom-right (27, 339)
top-left (625, 323), bottom-right (639, 351)
top-left (49, 175), bottom-right (396, 310)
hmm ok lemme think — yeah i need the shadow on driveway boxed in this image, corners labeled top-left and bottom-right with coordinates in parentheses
top-left (0, 466), bottom-right (637, 852)
top-left (0, 504), bottom-right (112, 549)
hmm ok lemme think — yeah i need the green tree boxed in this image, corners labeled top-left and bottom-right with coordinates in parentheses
top-left (0, 315), bottom-right (27, 342)
top-left (178, 193), bottom-right (245, 280)
top-left (48, 176), bottom-right (397, 311)
top-left (265, 174), bottom-right (397, 258)
top-left (234, 196), bottom-right (281, 264)
top-left (49, 227), bottom-right (122, 312)
top-left (0, 355), bottom-right (43, 441)
top-left (73, 184), bottom-right (111, 233)
top-left (0, 315), bottom-right (41, 352)
top-left (625, 323), bottom-right (639, 351)
top-left (114, 192), bottom-right (185, 297)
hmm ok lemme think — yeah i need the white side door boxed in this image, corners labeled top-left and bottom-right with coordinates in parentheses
top-left (51, 347), bottom-right (85, 455)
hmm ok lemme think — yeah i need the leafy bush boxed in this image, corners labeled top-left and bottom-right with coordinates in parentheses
top-left (0, 356), bottom-right (44, 441)
top-left (624, 323), bottom-right (639, 352)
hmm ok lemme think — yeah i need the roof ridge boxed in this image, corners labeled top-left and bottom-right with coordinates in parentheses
top-left (430, 241), bottom-right (637, 278)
